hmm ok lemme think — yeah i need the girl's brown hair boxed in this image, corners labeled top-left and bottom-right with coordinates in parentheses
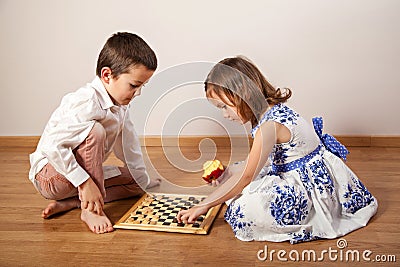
top-left (205, 56), bottom-right (291, 127)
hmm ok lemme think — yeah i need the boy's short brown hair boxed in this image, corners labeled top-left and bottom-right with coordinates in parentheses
top-left (96, 32), bottom-right (157, 77)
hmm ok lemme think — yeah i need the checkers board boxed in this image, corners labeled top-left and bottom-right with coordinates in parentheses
top-left (114, 193), bottom-right (221, 234)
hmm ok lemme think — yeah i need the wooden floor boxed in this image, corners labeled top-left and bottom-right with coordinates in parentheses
top-left (0, 145), bottom-right (399, 266)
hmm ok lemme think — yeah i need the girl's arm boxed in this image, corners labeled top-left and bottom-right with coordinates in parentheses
top-left (177, 120), bottom-right (277, 223)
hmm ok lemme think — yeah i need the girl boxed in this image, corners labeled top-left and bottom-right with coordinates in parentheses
top-left (177, 56), bottom-right (377, 243)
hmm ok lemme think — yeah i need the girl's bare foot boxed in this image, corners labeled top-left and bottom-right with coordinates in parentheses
top-left (42, 198), bottom-right (80, 219)
top-left (147, 177), bottom-right (162, 189)
top-left (80, 209), bottom-right (114, 234)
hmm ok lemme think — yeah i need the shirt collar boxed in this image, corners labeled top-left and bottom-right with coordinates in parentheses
top-left (91, 76), bottom-right (115, 110)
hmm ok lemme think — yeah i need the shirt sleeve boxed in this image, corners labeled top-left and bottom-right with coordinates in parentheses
top-left (113, 111), bottom-right (150, 189)
top-left (40, 92), bottom-right (104, 187)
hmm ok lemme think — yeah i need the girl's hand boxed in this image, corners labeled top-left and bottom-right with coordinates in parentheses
top-left (78, 177), bottom-right (104, 215)
top-left (177, 205), bottom-right (210, 224)
top-left (210, 165), bottom-right (228, 187)
top-left (209, 179), bottom-right (220, 187)
top-left (208, 163), bottom-right (240, 187)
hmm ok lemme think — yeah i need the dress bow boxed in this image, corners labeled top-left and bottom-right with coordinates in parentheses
top-left (312, 117), bottom-right (349, 161)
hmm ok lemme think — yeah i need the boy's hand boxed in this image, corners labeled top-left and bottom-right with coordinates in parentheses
top-left (78, 178), bottom-right (104, 215)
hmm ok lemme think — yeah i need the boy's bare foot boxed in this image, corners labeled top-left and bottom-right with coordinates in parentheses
top-left (147, 177), bottom-right (162, 189)
top-left (42, 198), bottom-right (80, 219)
top-left (80, 209), bottom-right (114, 234)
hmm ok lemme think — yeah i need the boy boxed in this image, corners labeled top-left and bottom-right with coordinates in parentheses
top-left (29, 32), bottom-right (161, 234)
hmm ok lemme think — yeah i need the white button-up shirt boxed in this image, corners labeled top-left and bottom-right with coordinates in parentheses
top-left (29, 76), bottom-right (149, 188)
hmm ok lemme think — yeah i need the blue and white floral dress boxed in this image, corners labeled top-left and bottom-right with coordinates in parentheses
top-left (224, 103), bottom-right (378, 243)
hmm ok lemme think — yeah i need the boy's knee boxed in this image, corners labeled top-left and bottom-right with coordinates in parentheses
top-left (89, 122), bottom-right (106, 142)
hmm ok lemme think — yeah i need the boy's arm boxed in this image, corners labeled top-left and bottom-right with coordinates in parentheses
top-left (41, 97), bottom-right (105, 214)
top-left (41, 96), bottom-right (104, 188)
top-left (113, 111), bottom-right (150, 189)
top-left (78, 177), bottom-right (104, 214)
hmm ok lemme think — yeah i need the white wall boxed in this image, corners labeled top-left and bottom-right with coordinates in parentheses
top-left (1, 0), bottom-right (399, 136)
